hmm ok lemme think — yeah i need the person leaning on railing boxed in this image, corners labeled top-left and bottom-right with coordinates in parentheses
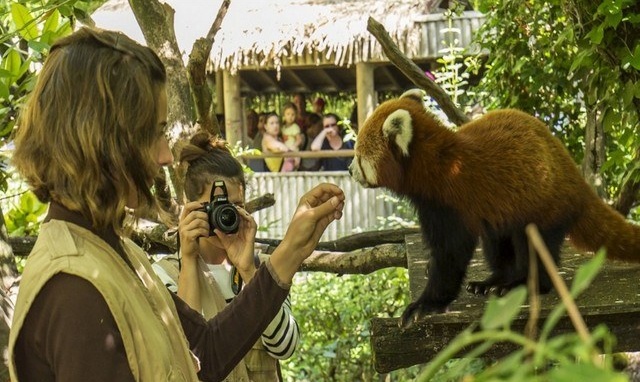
top-left (310, 113), bottom-right (354, 171)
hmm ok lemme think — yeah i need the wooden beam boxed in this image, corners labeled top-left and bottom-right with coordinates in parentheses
top-left (215, 70), bottom-right (224, 115)
top-left (356, 62), bottom-right (375, 128)
top-left (283, 69), bottom-right (310, 93)
top-left (372, 234), bottom-right (640, 373)
top-left (316, 68), bottom-right (339, 90)
top-left (256, 70), bottom-right (281, 92)
top-left (378, 65), bottom-right (400, 90)
top-left (239, 149), bottom-right (354, 159)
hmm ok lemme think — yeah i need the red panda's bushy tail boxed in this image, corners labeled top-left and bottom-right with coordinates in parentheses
top-left (569, 193), bottom-right (640, 262)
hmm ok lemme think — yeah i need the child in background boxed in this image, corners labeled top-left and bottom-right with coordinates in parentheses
top-left (261, 112), bottom-right (296, 172)
top-left (281, 102), bottom-right (303, 170)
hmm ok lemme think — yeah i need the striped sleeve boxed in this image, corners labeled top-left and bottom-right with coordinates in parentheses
top-left (260, 296), bottom-right (299, 360)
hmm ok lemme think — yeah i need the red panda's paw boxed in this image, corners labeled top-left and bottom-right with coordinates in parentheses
top-left (398, 300), bottom-right (449, 329)
top-left (466, 281), bottom-right (512, 296)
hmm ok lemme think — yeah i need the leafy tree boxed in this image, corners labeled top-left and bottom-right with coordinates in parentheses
top-left (283, 268), bottom-right (423, 381)
top-left (471, 0), bottom-right (639, 218)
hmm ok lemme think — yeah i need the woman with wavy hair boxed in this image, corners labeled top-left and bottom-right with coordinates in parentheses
top-left (8, 27), bottom-right (344, 382)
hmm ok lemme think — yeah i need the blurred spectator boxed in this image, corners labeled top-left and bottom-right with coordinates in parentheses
top-left (281, 102), bottom-right (302, 170)
top-left (292, 93), bottom-right (311, 133)
top-left (310, 113), bottom-right (353, 171)
top-left (248, 112), bottom-right (267, 172)
top-left (262, 112), bottom-right (296, 172)
top-left (312, 97), bottom-right (326, 116)
top-left (245, 109), bottom-right (259, 140)
top-left (298, 113), bottom-right (323, 171)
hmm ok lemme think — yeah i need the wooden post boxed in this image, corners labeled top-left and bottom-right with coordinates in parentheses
top-left (222, 70), bottom-right (243, 146)
top-left (215, 70), bottom-right (225, 116)
top-left (356, 62), bottom-right (375, 129)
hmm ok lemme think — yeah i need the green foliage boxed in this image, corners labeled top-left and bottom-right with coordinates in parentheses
top-left (4, 190), bottom-right (46, 236)
top-left (471, 0), bottom-right (585, 153)
top-left (282, 268), bottom-right (423, 381)
top-left (374, 193), bottom-right (418, 230)
top-left (417, 250), bottom-right (628, 382)
top-left (470, 0), bottom-right (640, 208)
top-left (432, 3), bottom-right (475, 111)
top-left (1, 1), bottom-right (76, 147)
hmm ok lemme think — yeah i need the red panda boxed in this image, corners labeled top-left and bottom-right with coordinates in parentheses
top-left (349, 89), bottom-right (640, 326)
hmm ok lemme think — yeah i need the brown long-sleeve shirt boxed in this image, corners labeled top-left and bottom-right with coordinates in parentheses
top-left (13, 203), bottom-right (289, 381)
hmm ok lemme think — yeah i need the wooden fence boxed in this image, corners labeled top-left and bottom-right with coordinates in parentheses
top-left (246, 170), bottom-right (407, 241)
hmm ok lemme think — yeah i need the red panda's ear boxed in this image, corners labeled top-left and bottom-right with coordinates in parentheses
top-left (400, 89), bottom-right (424, 104)
top-left (383, 109), bottom-right (413, 156)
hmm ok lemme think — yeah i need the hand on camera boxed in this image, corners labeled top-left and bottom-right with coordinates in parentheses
top-left (178, 201), bottom-right (210, 260)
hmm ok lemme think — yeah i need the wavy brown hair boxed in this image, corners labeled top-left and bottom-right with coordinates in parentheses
top-left (12, 27), bottom-right (167, 233)
top-left (180, 132), bottom-right (245, 202)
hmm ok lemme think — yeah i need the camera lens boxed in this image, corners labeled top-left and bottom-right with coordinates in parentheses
top-left (220, 208), bottom-right (237, 226)
top-left (213, 205), bottom-right (239, 234)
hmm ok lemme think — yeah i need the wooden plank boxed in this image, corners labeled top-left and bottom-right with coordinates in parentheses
top-left (405, 233), bottom-right (428, 302)
top-left (373, 234), bottom-right (640, 373)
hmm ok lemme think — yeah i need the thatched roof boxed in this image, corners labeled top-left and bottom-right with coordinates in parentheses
top-left (211, 0), bottom-right (441, 73)
top-left (93, 0), bottom-right (484, 94)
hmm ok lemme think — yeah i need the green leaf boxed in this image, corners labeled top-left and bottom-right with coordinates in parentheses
top-left (28, 40), bottom-right (49, 54)
top-left (570, 249), bottom-right (606, 296)
top-left (547, 362), bottom-right (627, 382)
top-left (635, 81), bottom-right (640, 98)
top-left (42, 9), bottom-right (60, 34)
top-left (629, 43), bottom-right (640, 70)
top-left (587, 25), bottom-right (604, 45)
top-left (604, 11), bottom-right (623, 29)
top-left (480, 286), bottom-right (526, 330)
top-left (0, 81), bottom-right (9, 101)
top-left (2, 49), bottom-right (23, 79)
top-left (601, 108), bottom-right (620, 133)
top-left (10, 3), bottom-right (39, 41)
top-left (623, 80), bottom-right (635, 105)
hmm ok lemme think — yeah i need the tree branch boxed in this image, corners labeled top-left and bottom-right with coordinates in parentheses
top-left (186, 0), bottom-right (230, 136)
top-left (366, 17), bottom-right (470, 126)
top-left (301, 244), bottom-right (407, 274)
top-left (256, 227), bottom-right (420, 252)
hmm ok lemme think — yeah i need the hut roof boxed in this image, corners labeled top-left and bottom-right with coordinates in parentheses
top-left (93, 0), bottom-right (484, 94)
top-left (211, 0), bottom-right (440, 73)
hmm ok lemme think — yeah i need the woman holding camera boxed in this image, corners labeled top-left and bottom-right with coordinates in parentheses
top-left (153, 133), bottom-right (299, 381)
top-left (9, 27), bottom-right (344, 382)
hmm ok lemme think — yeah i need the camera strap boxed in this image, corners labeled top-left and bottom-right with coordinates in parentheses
top-left (230, 254), bottom-right (262, 295)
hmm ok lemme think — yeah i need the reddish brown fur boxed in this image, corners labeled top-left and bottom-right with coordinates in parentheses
top-left (356, 96), bottom-right (640, 261)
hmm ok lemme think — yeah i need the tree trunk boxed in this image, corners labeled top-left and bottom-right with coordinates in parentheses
top-left (581, 105), bottom-right (607, 198)
top-left (614, 142), bottom-right (640, 216)
top-left (129, 0), bottom-right (231, 204)
top-left (186, 0), bottom-right (230, 137)
top-left (128, 0), bottom-right (195, 202)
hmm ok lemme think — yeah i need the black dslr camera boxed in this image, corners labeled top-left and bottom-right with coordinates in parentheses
top-left (203, 180), bottom-right (239, 235)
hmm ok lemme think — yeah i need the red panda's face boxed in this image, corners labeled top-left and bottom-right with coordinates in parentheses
top-left (349, 90), bottom-right (422, 190)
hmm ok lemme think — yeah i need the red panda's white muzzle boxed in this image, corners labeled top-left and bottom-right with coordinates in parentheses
top-left (349, 155), bottom-right (378, 188)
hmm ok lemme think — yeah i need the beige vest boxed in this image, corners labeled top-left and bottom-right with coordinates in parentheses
top-left (155, 255), bottom-right (279, 382)
top-left (8, 220), bottom-right (199, 381)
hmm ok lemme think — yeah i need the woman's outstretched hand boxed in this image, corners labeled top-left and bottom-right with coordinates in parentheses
top-left (215, 206), bottom-right (258, 280)
top-left (270, 183), bottom-right (345, 284)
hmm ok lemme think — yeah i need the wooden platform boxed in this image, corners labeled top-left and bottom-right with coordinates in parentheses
top-left (371, 233), bottom-right (640, 373)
